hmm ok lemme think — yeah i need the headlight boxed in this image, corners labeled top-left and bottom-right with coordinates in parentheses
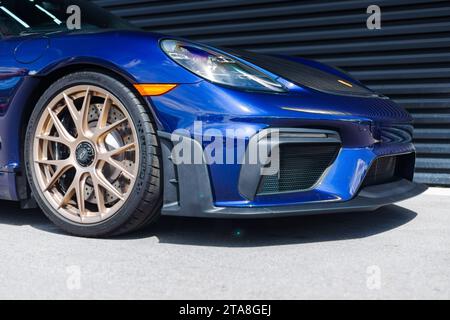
top-left (160, 39), bottom-right (286, 93)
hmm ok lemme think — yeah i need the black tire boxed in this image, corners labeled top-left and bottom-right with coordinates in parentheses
top-left (24, 71), bottom-right (162, 237)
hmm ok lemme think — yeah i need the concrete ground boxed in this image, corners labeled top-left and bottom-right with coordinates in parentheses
top-left (0, 189), bottom-right (448, 300)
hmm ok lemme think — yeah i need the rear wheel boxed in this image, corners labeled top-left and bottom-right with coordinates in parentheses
top-left (25, 72), bottom-right (162, 237)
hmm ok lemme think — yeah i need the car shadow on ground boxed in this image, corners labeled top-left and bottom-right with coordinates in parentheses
top-left (0, 200), bottom-right (417, 247)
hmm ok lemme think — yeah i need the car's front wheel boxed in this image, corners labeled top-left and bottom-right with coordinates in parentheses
top-left (25, 71), bottom-right (162, 237)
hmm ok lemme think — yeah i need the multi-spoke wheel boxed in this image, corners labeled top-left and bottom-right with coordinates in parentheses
top-left (25, 72), bottom-right (161, 237)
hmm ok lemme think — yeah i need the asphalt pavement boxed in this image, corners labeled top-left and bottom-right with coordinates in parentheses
top-left (0, 190), bottom-right (448, 299)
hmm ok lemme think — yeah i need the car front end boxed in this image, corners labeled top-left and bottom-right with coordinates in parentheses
top-left (0, 0), bottom-right (427, 236)
top-left (146, 39), bottom-right (427, 217)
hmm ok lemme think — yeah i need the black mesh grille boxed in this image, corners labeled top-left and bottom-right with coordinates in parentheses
top-left (362, 156), bottom-right (399, 187)
top-left (258, 143), bottom-right (340, 194)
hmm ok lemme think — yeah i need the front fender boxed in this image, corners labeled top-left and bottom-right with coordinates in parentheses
top-left (27, 30), bottom-right (203, 84)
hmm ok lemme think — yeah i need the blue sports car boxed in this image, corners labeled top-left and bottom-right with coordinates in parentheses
top-left (0, 0), bottom-right (426, 237)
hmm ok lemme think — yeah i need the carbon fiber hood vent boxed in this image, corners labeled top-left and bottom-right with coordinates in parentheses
top-left (226, 49), bottom-right (378, 97)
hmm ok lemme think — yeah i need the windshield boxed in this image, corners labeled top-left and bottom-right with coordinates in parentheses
top-left (0, 0), bottom-right (135, 36)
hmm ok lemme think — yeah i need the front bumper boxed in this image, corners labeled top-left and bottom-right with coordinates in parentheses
top-left (149, 81), bottom-right (417, 205)
top-left (159, 132), bottom-right (427, 218)
top-left (150, 80), bottom-right (423, 216)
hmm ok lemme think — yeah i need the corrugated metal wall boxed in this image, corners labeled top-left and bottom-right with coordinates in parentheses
top-left (93, 0), bottom-right (450, 186)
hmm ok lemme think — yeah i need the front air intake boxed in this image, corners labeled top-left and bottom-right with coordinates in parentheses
top-left (257, 143), bottom-right (340, 195)
top-left (361, 153), bottom-right (417, 188)
top-left (361, 156), bottom-right (399, 187)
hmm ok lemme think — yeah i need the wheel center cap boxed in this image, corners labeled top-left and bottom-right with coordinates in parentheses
top-left (76, 142), bottom-right (95, 167)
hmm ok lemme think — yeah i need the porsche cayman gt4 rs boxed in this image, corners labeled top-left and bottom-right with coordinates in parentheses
top-left (0, 0), bottom-right (426, 237)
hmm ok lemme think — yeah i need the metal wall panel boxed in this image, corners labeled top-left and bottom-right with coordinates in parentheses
top-left (93, 0), bottom-right (450, 186)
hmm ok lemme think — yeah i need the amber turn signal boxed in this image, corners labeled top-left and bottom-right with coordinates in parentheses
top-left (134, 84), bottom-right (177, 96)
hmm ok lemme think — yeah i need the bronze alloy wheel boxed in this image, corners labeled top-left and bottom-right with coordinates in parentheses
top-left (32, 85), bottom-right (140, 224)
top-left (26, 72), bottom-right (162, 237)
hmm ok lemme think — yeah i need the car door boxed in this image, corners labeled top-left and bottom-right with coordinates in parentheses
top-left (0, 4), bottom-right (30, 115)
top-left (0, 64), bottom-right (27, 117)
top-left (0, 23), bottom-right (28, 178)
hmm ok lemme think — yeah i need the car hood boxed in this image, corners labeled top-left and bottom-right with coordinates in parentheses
top-left (224, 48), bottom-right (379, 98)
